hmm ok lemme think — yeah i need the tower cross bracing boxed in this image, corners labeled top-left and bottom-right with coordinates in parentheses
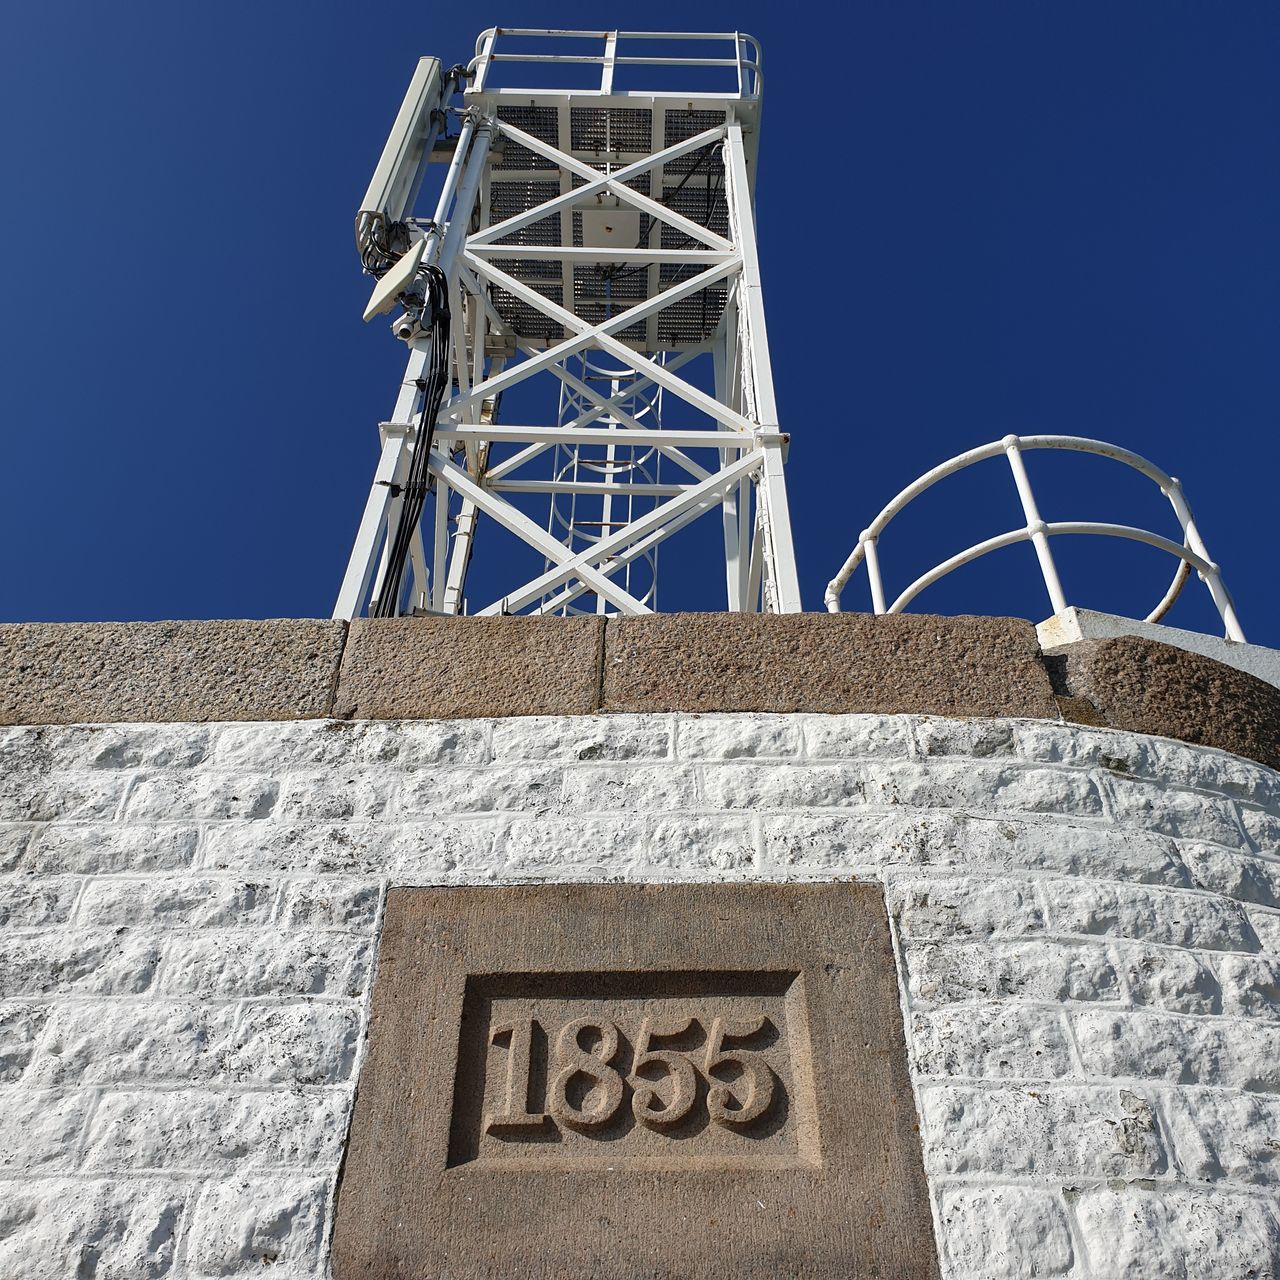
top-left (336, 29), bottom-right (800, 618)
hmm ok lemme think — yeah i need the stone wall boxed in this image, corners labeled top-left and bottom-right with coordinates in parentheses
top-left (2, 711), bottom-right (1279, 1277)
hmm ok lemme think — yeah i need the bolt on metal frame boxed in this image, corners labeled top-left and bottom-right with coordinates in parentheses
top-left (334, 29), bottom-right (800, 619)
top-left (825, 434), bottom-right (1246, 642)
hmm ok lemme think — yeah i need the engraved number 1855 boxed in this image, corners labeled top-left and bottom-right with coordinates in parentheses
top-left (487, 1013), bottom-right (775, 1135)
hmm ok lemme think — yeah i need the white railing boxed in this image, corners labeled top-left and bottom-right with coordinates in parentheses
top-left (469, 28), bottom-right (762, 99)
top-left (824, 434), bottom-right (1245, 642)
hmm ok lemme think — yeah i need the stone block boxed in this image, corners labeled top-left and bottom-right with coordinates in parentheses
top-left (334, 616), bottom-right (604, 719)
top-left (20, 823), bottom-right (200, 876)
top-left (1074, 1187), bottom-right (1280, 1279)
top-left (1041, 879), bottom-right (1256, 952)
top-left (77, 878), bottom-right (276, 930)
top-left (0, 1179), bottom-right (187, 1279)
top-left (1216, 952), bottom-right (1280, 1021)
top-left (919, 1084), bottom-right (1166, 1178)
top-left (122, 773), bottom-right (279, 822)
top-left (491, 714), bottom-right (671, 763)
top-left (939, 1186), bottom-right (1075, 1278)
top-left (82, 1090), bottom-right (350, 1172)
top-left (909, 1004), bottom-right (1074, 1078)
top-left (0, 1089), bottom-right (92, 1172)
top-left (186, 1176), bottom-right (328, 1275)
top-left (1161, 1088), bottom-right (1280, 1185)
top-left (399, 764), bottom-right (564, 816)
top-left (903, 939), bottom-right (1121, 1008)
top-left (1050, 634), bottom-right (1280, 772)
top-left (0, 1002), bottom-right (52, 1081)
top-left (799, 713), bottom-right (913, 760)
top-left (332, 882), bottom-right (939, 1279)
top-left (159, 931), bottom-right (371, 998)
top-left (1113, 941), bottom-right (1222, 1014)
top-left (0, 930), bottom-right (161, 997)
top-left (602, 612), bottom-right (1059, 717)
top-left (0, 620), bottom-right (346, 725)
top-left (228, 1003), bottom-right (360, 1085)
top-left (560, 762), bottom-right (700, 812)
top-left (25, 1002), bottom-right (243, 1086)
top-left (214, 718), bottom-right (490, 770)
top-left (674, 715), bottom-right (803, 760)
top-left (888, 875), bottom-right (1045, 941)
top-left (1071, 1008), bottom-right (1280, 1092)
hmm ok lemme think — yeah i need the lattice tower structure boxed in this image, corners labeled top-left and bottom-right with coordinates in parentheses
top-left (335, 29), bottom-right (801, 619)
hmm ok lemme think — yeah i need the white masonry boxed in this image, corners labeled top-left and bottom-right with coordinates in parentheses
top-left (2, 712), bottom-right (1279, 1277)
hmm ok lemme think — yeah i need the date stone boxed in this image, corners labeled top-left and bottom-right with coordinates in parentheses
top-left (333, 882), bottom-right (937, 1279)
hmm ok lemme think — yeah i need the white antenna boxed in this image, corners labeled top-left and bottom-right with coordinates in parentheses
top-left (335, 29), bottom-right (801, 619)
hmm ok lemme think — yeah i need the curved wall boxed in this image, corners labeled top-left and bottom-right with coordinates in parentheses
top-left (2, 711), bottom-right (1278, 1277)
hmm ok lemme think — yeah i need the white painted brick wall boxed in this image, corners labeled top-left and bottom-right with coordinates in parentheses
top-left (1, 713), bottom-right (1279, 1278)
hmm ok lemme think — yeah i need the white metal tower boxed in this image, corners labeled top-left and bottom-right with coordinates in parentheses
top-left (335, 29), bottom-right (801, 618)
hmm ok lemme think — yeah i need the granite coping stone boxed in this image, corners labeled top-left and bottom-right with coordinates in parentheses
top-left (0, 620), bottom-right (346, 726)
top-left (0, 615), bottom-right (1275, 773)
top-left (602, 612), bottom-right (1060, 719)
top-left (1050, 635), bottom-right (1280, 773)
top-left (333, 616), bottom-right (605, 720)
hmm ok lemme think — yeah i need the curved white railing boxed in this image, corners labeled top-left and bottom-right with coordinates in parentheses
top-left (824, 434), bottom-right (1245, 642)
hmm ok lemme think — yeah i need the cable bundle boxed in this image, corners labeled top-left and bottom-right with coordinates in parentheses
top-left (373, 265), bottom-right (451, 617)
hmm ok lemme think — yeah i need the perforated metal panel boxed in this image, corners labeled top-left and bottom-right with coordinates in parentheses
top-left (570, 107), bottom-right (653, 152)
top-left (482, 102), bottom-right (729, 346)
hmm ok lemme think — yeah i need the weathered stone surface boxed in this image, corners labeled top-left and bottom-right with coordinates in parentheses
top-left (939, 1186), bottom-right (1075, 1279)
top-left (333, 883), bottom-right (940, 1280)
top-left (0, 711), bottom-right (1276, 1279)
top-left (81, 1090), bottom-right (349, 1171)
top-left (1074, 1186), bottom-right (1280, 1279)
top-left (1050, 634), bottom-right (1280, 772)
top-left (186, 1176), bottom-right (328, 1274)
top-left (0, 620), bottom-right (346, 725)
top-left (602, 612), bottom-right (1059, 717)
top-left (335, 616), bottom-right (604, 719)
top-left (0, 1179), bottom-right (186, 1279)
top-left (919, 1084), bottom-right (1167, 1177)
top-left (909, 1004), bottom-right (1073, 1078)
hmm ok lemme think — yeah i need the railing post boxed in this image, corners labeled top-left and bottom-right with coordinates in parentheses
top-left (862, 535), bottom-right (887, 615)
top-left (1164, 479), bottom-right (1246, 642)
top-left (1003, 435), bottom-right (1069, 616)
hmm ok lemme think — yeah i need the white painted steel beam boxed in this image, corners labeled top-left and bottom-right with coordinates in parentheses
top-left (338, 32), bottom-right (801, 620)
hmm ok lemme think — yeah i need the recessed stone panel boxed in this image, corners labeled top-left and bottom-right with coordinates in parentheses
top-left (333, 883), bottom-right (939, 1279)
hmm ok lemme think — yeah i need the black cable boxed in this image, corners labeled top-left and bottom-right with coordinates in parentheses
top-left (373, 265), bottom-right (451, 617)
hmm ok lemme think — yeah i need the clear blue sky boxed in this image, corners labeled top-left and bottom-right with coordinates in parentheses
top-left (2, 3), bottom-right (1276, 644)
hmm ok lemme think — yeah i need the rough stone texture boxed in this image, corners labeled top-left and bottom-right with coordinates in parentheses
top-left (1, 711), bottom-right (1279, 1277)
top-left (603, 612), bottom-right (1060, 718)
top-left (0, 621), bottom-right (346, 725)
top-left (335, 884), bottom-right (938, 1279)
top-left (3, 616), bottom-right (1277, 774)
top-left (1051, 634), bottom-right (1280, 772)
top-left (334, 616), bottom-right (604, 719)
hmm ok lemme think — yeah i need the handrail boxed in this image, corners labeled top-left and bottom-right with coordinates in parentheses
top-left (468, 28), bottom-right (761, 98)
top-left (825, 433), bottom-right (1245, 642)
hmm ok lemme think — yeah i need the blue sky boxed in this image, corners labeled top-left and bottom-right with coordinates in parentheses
top-left (2, 3), bottom-right (1276, 645)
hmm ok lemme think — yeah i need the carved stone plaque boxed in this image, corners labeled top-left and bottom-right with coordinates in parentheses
top-left (333, 883), bottom-right (939, 1279)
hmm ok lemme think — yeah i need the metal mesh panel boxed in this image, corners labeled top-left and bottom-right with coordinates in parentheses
top-left (490, 284), bottom-right (565, 342)
top-left (572, 264), bottom-right (648, 308)
top-left (663, 109), bottom-right (728, 171)
top-left (491, 257), bottom-right (563, 284)
top-left (572, 302), bottom-right (647, 344)
top-left (570, 107), bottom-right (653, 153)
top-left (494, 106), bottom-right (559, 170)
top-left (489, 180), bottom-right (562, 247)
top-left (570, 169), bottom-right (651, 195)
top-left (656, 283), bottom-right (728, 344)
top-left (658, 173), bottom-right (729, 247)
